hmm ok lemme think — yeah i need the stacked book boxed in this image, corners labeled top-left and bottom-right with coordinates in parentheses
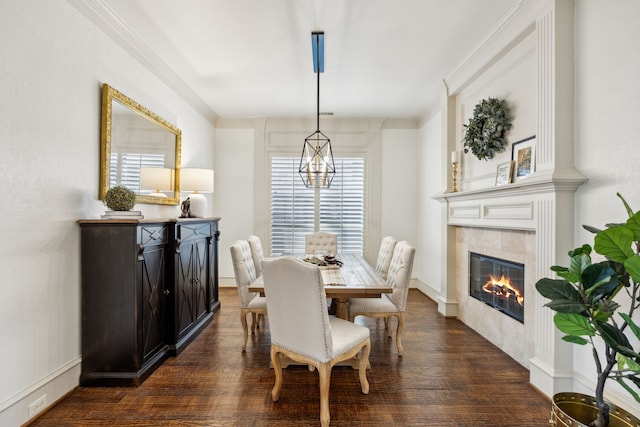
top-left (101, 210), bottom-right (144, 219)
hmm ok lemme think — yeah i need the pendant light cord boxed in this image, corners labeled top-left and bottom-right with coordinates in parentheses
top-left (315, 35), bottom-right (320, 133)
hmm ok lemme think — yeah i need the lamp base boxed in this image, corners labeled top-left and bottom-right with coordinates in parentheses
top-left (187, 193), bottom-right (207, 218)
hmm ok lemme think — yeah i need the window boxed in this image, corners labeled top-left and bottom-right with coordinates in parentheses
top-left (270, 156), bottom-right (365, 255)
top-left (109, 152), bottom-right (165, 192)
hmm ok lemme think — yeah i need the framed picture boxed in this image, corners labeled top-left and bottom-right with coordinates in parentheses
top-left (511, 136), bottom-right (536, 181)
top-left (495, 161), bottom-right (514, 186)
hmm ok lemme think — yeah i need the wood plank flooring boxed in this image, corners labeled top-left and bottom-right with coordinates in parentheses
top-left (29, 288), bottom-right (551, 426)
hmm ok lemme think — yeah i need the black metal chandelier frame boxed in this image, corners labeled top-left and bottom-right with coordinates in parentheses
top-left (299, 31), bottom-right (336, 189)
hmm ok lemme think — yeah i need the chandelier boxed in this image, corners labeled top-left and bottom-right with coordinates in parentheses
top-left (299, 31), bottom-right (335, 188)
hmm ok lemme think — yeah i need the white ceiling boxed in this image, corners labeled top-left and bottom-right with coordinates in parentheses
top-left (83, 0), bottom-right (519, 121)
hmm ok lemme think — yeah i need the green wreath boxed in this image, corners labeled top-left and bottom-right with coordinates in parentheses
top-left (463, 98), bottom-right (512, 161)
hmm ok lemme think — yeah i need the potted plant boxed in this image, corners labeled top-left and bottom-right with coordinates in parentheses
top-left (104, 185), bottom-right (136, 211)
top-left (535, 193), bottom-right (640, 427)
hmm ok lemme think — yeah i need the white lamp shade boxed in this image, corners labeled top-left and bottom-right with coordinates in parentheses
top-left (140, 167), bottom-right (173, 193)
top-left (181, 168), bottom-right (214, 193)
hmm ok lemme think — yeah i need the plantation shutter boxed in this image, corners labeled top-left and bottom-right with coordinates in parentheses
top-left (109, 151), bottom-right (165, 191)
top-left (270, 156), bottom-right (365, 256)
top-left (320, 158), bottom-right (365, 254)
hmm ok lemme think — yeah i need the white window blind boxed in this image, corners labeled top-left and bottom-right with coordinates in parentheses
top-left (109, 152), bottom-right (165, 191)
top-left (270, 156), bottom-right (364, 255)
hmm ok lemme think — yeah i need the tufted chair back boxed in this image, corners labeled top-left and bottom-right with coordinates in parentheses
top-left (247, 235), bottom-right (264, 276)
top-left (305, 232), bottom-right (337, 256)
top-left (230, 240), bottom-right (259, 307)
top-left (386, 241), bottom-right (415, 312)
top-left (262, 256), bottom-right (333, 362)
top-left (375, 236), bottom-right (397, 280)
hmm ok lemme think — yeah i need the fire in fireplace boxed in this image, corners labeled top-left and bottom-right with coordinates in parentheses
top-left (469, 252), bottom-right (524, 323)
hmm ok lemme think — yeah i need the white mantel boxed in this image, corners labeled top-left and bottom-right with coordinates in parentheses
top-left (438, 172), bottom-right (587, 231)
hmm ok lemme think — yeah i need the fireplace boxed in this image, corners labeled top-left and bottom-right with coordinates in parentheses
top-left (469, 252), bottom-right (525, 323)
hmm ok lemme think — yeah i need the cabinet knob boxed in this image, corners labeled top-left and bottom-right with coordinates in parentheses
top-left (163, 290), bottom-right (170, 296)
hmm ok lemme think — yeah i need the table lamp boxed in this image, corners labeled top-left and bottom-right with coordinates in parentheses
top-left (181, 168), bottom-right (214, 217)
top-left (139, 167), bottom-right (173, 197)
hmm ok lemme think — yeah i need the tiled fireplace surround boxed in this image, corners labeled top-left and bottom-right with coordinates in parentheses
top-left (455, 227), bottom-right (535, 368)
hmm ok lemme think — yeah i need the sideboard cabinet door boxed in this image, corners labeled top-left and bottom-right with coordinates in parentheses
top-left (78, 221), bottom-right (170, 386)
top-left (170, 218), bottom-right (221, 354)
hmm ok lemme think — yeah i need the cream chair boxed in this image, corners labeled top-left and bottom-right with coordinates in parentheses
top-left (230, 240), bottom-right (267, 352)
top-left (350, 241), bottom-right (415, 356)
top-left (247, 235), bottom-right (264, 277)
top-left (262, 256), bottom-right (371, 427)
top-left (375, 236), bottom-right (397, 280)
top-left (305, 231), bottom-right (337, 256)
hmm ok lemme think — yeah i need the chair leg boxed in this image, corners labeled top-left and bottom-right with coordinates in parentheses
top-left (384, 317), bottom-right (392, 338)
top-left (240, 311), bottom-right (249, 352)
top-left (358, 339), bottom-right (371, 394)
top-left (250, 312), bottom-right (258, 333)
top-left (270, 346), bottom-right (282, 402)
top-left (318, 363), bottom-right (332, 427)
top-left (396, 313), bottom-right (405, 356)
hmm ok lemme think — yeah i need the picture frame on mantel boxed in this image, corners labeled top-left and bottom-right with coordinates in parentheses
top-left (495, 161), bottom-right (514, 186)
top-left (511, 135), bottom-right (536, 182)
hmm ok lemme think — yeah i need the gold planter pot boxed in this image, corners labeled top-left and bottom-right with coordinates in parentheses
top-left (551, 393), bottom-right (640, 427)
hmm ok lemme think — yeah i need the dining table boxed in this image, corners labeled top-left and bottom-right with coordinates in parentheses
top-left (249, 253), bottom-right (392, 321)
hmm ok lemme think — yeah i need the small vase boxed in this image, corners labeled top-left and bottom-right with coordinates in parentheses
top-left (550, 392), bottom-right (640, 427)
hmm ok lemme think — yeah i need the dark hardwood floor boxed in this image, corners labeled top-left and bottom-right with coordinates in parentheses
top-left (29, 288), bottom-right (551, 426)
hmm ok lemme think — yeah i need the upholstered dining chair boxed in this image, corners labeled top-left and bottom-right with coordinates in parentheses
top-left (247, 235), bottom-right (264, 277)
top-left (375, 236), bottom-right (397, 280)
top-left (230, 240), bottom-right (267, 352)
top-left (262, 256), bottom-right (371, 427)
top-left (350, 241), bottom-right (415, 356)
top-left (305, 231), bottom-right (337, 256)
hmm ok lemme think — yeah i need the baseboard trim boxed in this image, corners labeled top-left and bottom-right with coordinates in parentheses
top-left (0, 357), bottom-right (80, 427)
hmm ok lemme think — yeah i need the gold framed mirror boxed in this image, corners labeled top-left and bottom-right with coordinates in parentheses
top-left (100, 83), bottom-right (181, 205)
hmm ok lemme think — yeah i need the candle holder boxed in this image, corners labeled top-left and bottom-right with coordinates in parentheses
top-left (452, 161), bottom-right (459, 192)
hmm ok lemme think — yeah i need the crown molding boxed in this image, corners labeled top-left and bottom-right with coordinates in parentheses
top-left (67, 0), bottom-right (219, 125)
top-left (444, 0), bottom-right (551, 95)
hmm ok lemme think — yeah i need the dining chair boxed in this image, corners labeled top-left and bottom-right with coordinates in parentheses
top-left (262, 256), bottom-right (371, 427)
top-left (305, 231), bottom-right (337, 256)
top-left (230, 240), bottom-right (267, 351)
top-left (375, 236), bottom-right (397, 280)
top-left (247, 235), bottom-right (264, 277)
top-left (350, 241), bottom-right (415, 356)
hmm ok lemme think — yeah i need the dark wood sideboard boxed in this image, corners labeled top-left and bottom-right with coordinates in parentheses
top-left (78, 217), bottom-right (221, 386)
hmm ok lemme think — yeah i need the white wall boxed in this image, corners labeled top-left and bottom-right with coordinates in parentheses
top-left (215, 127), bottom-right (255, 280)
top-left (572, 0), bottom-right (640, 405)
top-left (380, 128), bottom-right (418, 246)
top-left (416, 112), bottom-right (444, 299)
top-left (0, 1), bottom-right (216, 425)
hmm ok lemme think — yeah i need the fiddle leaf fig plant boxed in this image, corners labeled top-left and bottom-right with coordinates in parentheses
top-left (535, 193), bottom-right (640, 427)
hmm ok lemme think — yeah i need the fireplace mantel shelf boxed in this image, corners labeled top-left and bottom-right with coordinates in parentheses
top-left (433, 171), bottom-right (588, 231)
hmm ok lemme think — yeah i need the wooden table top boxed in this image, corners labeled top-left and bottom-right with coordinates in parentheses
top-left (249, 253), bottom-right (391, 298)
